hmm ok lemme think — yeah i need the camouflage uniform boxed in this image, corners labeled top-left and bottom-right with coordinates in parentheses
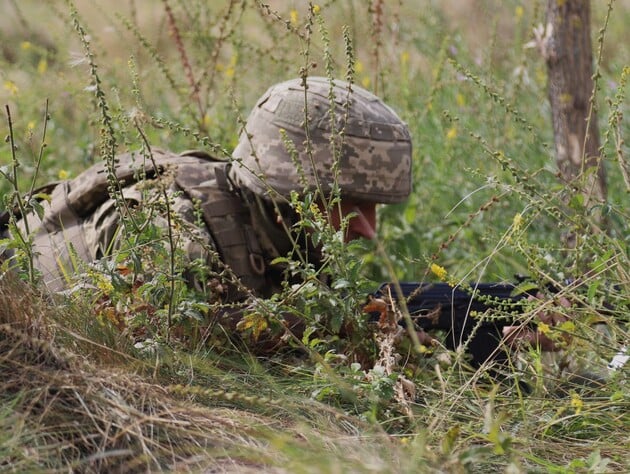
top-left (1, 77), bottom-right (412, 337)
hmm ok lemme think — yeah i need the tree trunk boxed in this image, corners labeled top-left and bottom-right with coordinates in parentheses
top-left (545, 0), bottom-right (607, 212)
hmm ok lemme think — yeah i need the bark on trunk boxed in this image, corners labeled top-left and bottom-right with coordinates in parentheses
top-left (545, 0), bottom-right (607, 209)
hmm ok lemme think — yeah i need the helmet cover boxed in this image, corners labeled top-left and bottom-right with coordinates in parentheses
top-left (231, 76), bottom-right (412, 203)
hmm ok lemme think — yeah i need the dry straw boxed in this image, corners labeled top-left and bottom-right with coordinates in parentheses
top-left (0, 274), bottom-right (282, 471)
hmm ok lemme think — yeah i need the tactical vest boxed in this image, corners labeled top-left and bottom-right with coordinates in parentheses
top-left (0, 149), bottom-right (267, 296)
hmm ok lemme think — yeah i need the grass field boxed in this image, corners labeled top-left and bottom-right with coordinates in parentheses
top-left (1, 1), bottom-right (628, 472)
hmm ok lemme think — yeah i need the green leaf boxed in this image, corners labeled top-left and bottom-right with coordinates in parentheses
top-left (568, 193), bottom-right (584, 210)
top-left (329, 312), bottom-right (343, 334)
top-left (270, 256), bottom-right (290, 266)
top-left (441, 426), bottom-right (460, 454)
top-left (589, 249), bottom-right (614, 273)
top-left (332, 279), bottom-right (350, 290)
top-left (31, 192), bottom-right (52, 203)
top-left (301, 326), bottom-right (315, 345)
top-left (0, 165), bottom-right (12, 180)
top-left (510, 280), bottom-right (539, 297)
top-left (29, 199), bottom-right (46, 220)
top-left (587, 280), bottom-right (601, 301)
top-left (404, 205), bottom-right (416, 224)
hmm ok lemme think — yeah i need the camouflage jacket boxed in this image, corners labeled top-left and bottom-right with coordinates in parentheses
top-left (0, 149), bottom-right (292, 305)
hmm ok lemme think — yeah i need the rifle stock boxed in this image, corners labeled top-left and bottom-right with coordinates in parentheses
top-left (371, 282), bottom-right (536, 366)
top-left (371, 281), bottom-right (626, 375)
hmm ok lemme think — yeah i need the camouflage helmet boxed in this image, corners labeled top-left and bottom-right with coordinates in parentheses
top-left (231, 77), bottom-right (412, 203)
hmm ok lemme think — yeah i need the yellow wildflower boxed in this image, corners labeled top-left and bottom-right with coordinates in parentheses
top-left (58, 169), bottom-right (69, 180)
top-left (290, 9), bottom-right (298, 26)
top-left (361, 76), bottom-right (371, 89)
top-left (309, 202), bottom-right (323, 220)
top-left (225, 53), bottom-right (237, 79)
top-left (21, 41), bottom-right (31, 50)
top-left (456, 93), bottom-right (466, 107)
top-left (4, 80), bottom-right (19, 95)
top-left (570, 392), bottom-right (583, 414)
top-left (446, 126), bottom-right (457, 140)
top-left (27, 121), bottom-right (36, 131)
top-left (537, 322), bottom-right (550, 335)
top-left (236, 312), bottom-right (268, 341)
top-left (515, 6), bottom-right (524, 20)
top-left (400, 51), bottom-right (410, 66)
top-left (512, 212), bottom-right (522, 230)
top-left (355, 60), bottom-right (364, 74)
top-left (93, 274), bottom-right (114, 294)
top-left (312, 4), bottom-right (321, 14)
top-left (202, 114), bottom-right (212, 129)
top-left (37, 58), bottom-right (48, 75)
top-left (430, 263), bottom-right (448, 281)
top-left (558, 320), bottom-right (575, 333)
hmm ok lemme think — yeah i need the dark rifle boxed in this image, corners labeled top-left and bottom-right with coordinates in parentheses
top-left (370, 282), bottom-right (537, 366)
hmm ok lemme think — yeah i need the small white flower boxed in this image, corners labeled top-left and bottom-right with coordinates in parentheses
top-left (512, 65), bottom-right (531, 85)
top-left (524, 22), bottom-right (553, 59)
top-left (68, 51), bottom-right (88, 67)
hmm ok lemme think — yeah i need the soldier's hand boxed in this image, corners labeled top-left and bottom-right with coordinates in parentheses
top-left (502, 293), bottom-right (572, 352)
